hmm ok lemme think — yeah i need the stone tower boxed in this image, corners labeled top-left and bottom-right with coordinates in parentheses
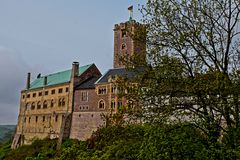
top-left (113, 19), bottom-right (146, 68)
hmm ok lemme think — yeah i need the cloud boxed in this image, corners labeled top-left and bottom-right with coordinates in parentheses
top-left (0, 47), bottom-right (30, 124)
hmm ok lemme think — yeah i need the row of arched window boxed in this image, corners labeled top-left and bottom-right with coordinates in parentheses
top-left (25, 98), bottom-right (66, 110)
top-left (24, 114), bottom-right (60, 124)
top-left (98, 100), bottom-right (123, 110)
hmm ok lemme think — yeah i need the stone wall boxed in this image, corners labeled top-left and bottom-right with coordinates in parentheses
top-left (70, 112), bottom-right (106, 140)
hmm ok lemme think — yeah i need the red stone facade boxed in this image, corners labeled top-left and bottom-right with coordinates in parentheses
top-left (113, 21), bottom-right (146, 68)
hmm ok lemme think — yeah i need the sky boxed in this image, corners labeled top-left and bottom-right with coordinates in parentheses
top-left (0, 0), bottom-right (146, 125)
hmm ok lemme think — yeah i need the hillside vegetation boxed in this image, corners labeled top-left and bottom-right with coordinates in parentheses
top-left (0, 125), bottom-right (15, 144)
top-left (0, 124), bottom-right (239, 160)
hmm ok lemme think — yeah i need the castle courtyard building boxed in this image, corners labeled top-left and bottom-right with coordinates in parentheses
top-left (12, 15), bottom-right (146, 148)
top-left (12, 63), bottom-right (101, 148)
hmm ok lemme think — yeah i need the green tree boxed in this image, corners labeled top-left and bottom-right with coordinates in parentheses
top-left (123, 0), bottom-right (240, 149)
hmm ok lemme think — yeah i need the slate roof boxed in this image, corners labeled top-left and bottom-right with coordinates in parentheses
top-left (95, 68), bottom-right (140, 84)
top-left (76, 75), bottom-right (101, 89)
top-left (29, 64), bottom-right (94, 89)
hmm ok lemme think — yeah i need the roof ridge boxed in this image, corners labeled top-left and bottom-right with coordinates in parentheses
top-left (29, 63), bottom-right (94, 90)
top-left (41, 63), bottom-right (93, 77)
top-left (95, 69), bottom-right (111, 84)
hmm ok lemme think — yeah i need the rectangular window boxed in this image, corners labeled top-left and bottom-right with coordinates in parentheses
top-left (118, 101), bottom-right (123, 107)
top-left (111, 101), bottom-right (116, 109)
top-left (111, 87), bottom-right (117, 94)
top-left (38, 92), bottom-right (42, 96)
top-left (36, 116), bottom-right (38, 123)
top-left (65, 87), bottom-right (69, 92)
top-left (81, 91), bottom-right (88, 102)
top-left (98, 87), bottom-right (107, 95)
top-left (51, 89), bottom-right (55, 95)
top-left (58, 88), bottom-right (63, 93)
top-left (45, 91), bottom-right (48, 96)
top-left (27, 94), bottom-right (30, 98)
top-left (43, 116), bottom-right (45, 122)
top-left (33, 93), bottom-right (36, 97)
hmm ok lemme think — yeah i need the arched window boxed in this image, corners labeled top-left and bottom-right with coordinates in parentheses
top-left (31, 102), bottom-right (35, 110)
top-left (62, 98), bottom-right (65, 106)
top-left (43, 100), bottom-right (48, 109)
top-left (37, 101), bottom-right (41, 109)
top-left (50, 99), bottom-right (54, 107)
top-left (55, 115), bottom-right (58, 122)
top-left (25, 103), bottom-right (30, 110)
top-left (99, 100), bottom-right (105, 109)
top-left (58, 98), bottom-right (62, 107)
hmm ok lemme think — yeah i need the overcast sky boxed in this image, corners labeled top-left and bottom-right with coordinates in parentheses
top-left (0, 0), bottom-right (146, 125)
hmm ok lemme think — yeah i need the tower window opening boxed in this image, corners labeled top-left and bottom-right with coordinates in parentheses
top-left (122, 30), bottom-right (127, 37)
top-left (99, 100), bottom-right (105, 109)
top-left (122, 43), bottom-right (126, 50)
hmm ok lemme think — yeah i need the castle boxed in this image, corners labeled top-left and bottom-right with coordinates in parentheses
top-left (11, 13), bottom-right (146, 149)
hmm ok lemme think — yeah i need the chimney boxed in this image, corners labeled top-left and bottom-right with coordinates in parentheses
top-left (44, 76), bottom-right (47, 86)
top-left (71, 62), bottom-right (79, 78)
top-left (26, 72), bottom-right (31, 90)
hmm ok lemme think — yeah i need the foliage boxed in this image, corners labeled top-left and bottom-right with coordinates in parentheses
top-left (118, 0), bottom-right (240, 151)
top-left (0, 125), bottom-right (15, 144)
top-left (1, 124), bottom-right (240, 159)
top-left (3, 139), bottom-right (57, 160)
top-left (0, 141), bottom-right (11, 160)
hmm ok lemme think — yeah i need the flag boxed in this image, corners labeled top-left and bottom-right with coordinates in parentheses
top-left (128, 5), bottom-right (133, 11)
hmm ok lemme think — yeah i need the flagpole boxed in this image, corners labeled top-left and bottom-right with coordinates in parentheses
top-left (128, 6), bottom-right (133, 21)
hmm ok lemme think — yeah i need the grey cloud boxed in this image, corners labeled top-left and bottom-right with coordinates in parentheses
top-left (0, 103), bottom-right (19, 125)
top-left (0, 47), bottom-right (30, 124)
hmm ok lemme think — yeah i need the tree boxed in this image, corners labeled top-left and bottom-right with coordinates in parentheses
top-left (122, 0), bottom-right (240, 148)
